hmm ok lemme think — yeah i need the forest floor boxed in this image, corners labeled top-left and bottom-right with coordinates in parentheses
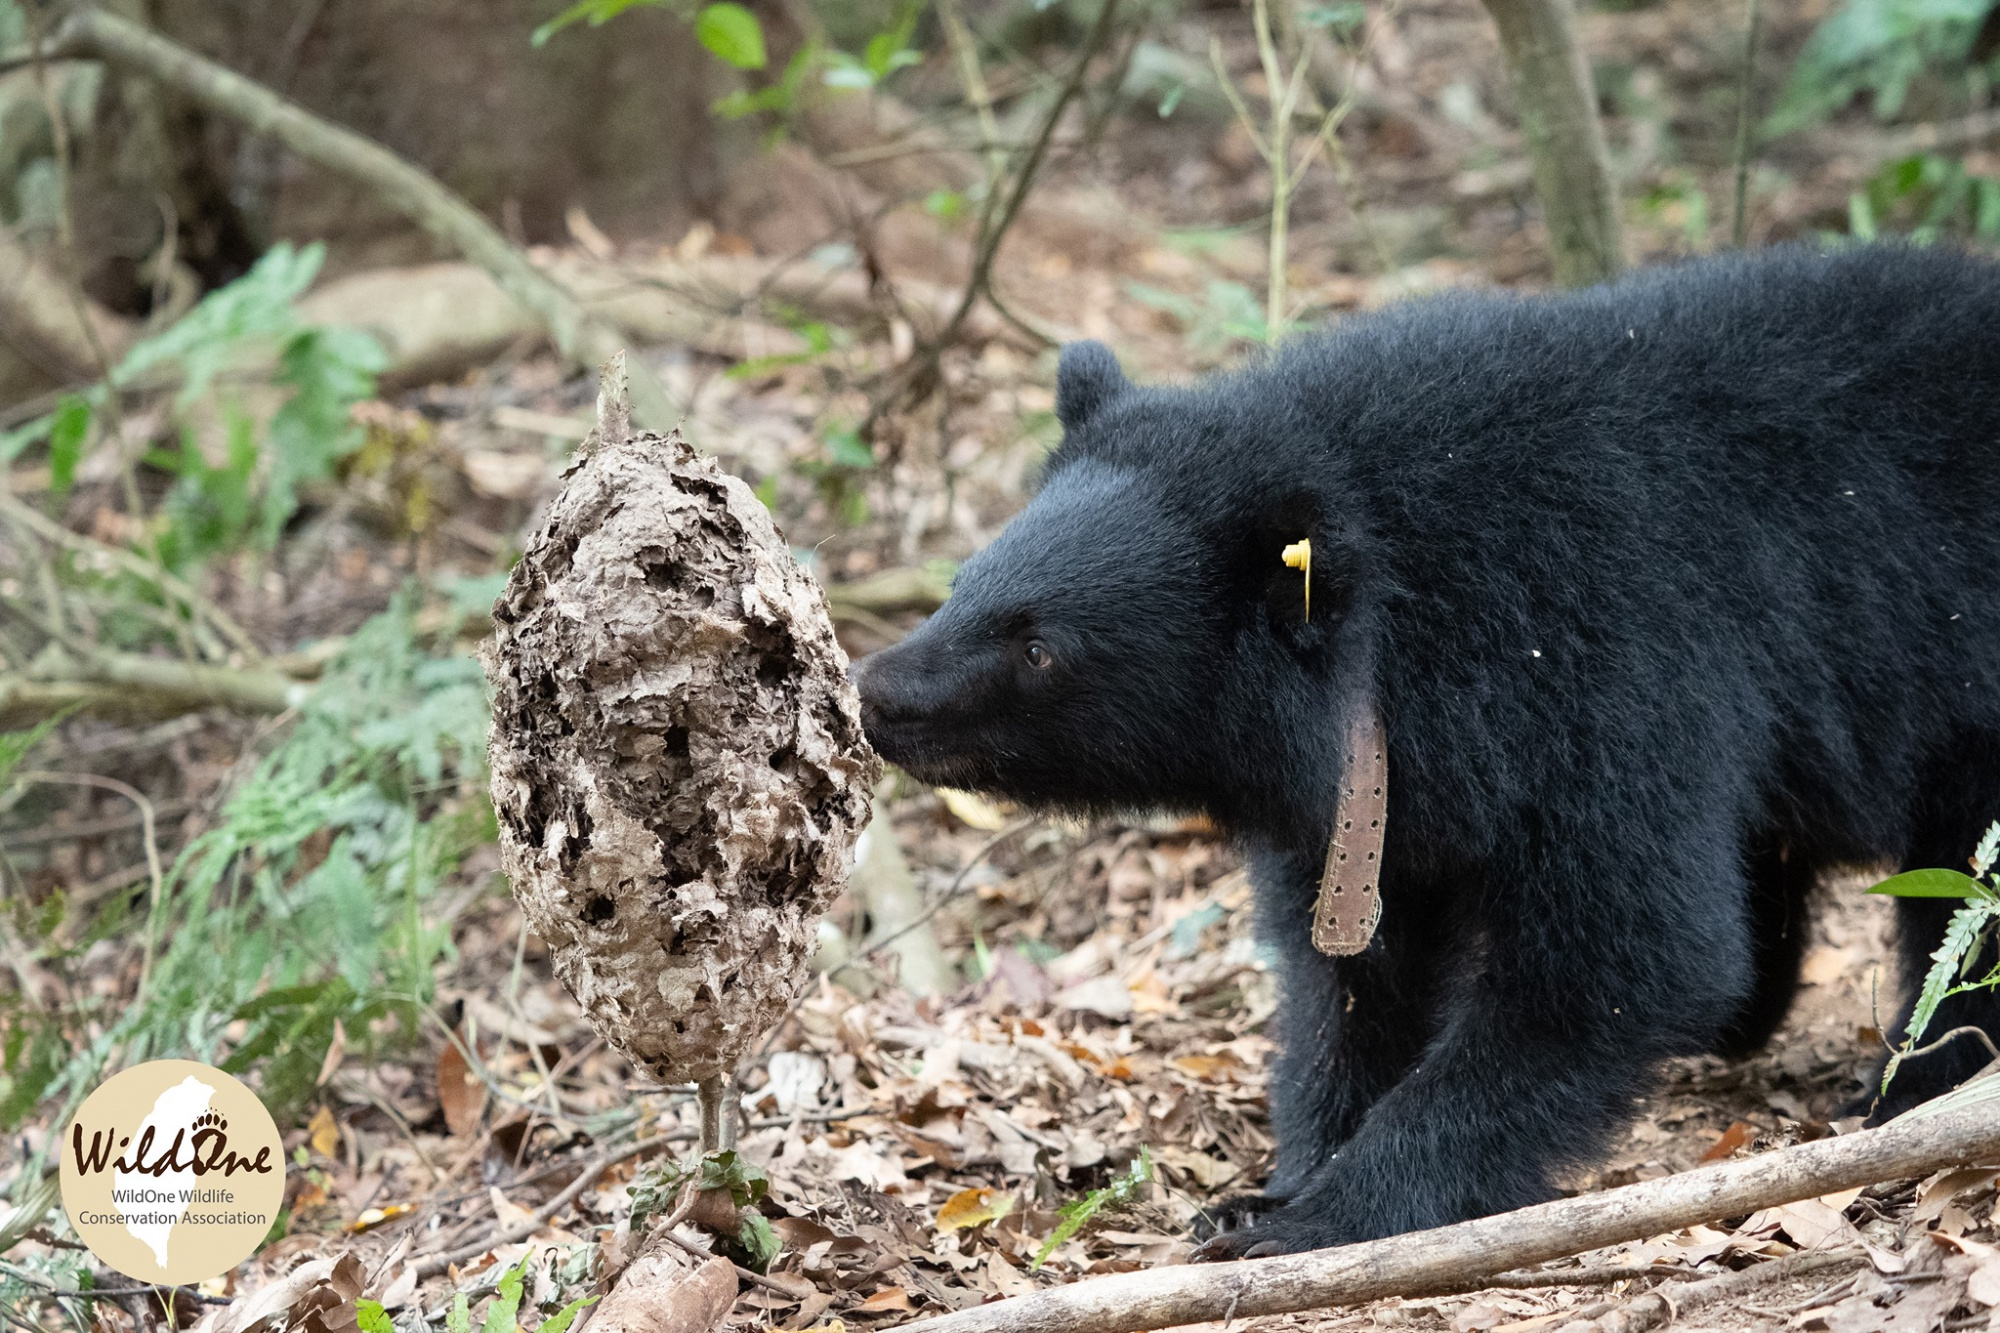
top-left (2, 0), bottom-right (1998, 1327)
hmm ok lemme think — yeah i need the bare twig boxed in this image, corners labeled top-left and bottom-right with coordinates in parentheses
top-left (1477, 1265), bottom-right (1709, 1290)
top-left (1729, 0), bottom-right (1764, 248)
top-left (937, 0), bottom-right (1120, 351)
top-left (410, 1135), bottom-right (673, 1279)
top-left (0, 644), bottom-right (302, 721)
top-left (937, 0), bottom-right (1004, 183)
top-left (13, 770), bottom-right (162, 982)
top-left (0, 1259), bottom-right (229, 1306)
top-left (1476, 0), bottom-right (1623, 285)
top-left (1568, 1249), bottom-right (1865, 1333)
top-left (885, 1097), bottom-right (2000, 1333)
top-left (1897, 1024), bottom-right (2000, 1066)
top-left (864, 816), bottom-right (1036, 959)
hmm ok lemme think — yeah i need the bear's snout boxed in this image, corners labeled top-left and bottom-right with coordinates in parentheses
top-left (852, 646), bottom-right (926, 748)
top-left (852, 639), bottom-right (984, 786)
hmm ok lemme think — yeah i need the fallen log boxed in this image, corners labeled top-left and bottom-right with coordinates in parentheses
top-left (887, 1083), bottom-right (2000, 1333)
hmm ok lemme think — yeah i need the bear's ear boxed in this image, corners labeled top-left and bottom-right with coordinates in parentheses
top-left (1055, 341), bottom-right (1129, 431)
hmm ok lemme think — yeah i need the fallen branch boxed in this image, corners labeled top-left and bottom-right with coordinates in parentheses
top-left (27, 9), bottom-right (672, 425)
top-left (0, 559), bottom-right (936, 723)
top-left (826, 565), bottom-right (951, 617)
top-left (1558, 1248), bottom-right (1865, 1333)
top-left (888, 1090), bottom-right (2000, 1333)
top-left (409, 1136), bottom-right (671, 1280)
top-left (0, 226), bottom-right (134, 384)
top-left (0, 648), bottom-right (302, 727)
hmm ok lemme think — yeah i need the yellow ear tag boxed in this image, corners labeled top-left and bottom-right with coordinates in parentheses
top-left (1281, 539), bottom-right (1312, 621)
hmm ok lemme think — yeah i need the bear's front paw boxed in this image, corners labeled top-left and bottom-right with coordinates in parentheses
top-left (1189, 1206), bottom-right (1360, 1261)
top-left (1190, 1190), bottom-right (1292, 1240)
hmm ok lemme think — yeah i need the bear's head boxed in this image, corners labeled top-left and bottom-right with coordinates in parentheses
top-left (854, 341), bottom-right (1367, 830)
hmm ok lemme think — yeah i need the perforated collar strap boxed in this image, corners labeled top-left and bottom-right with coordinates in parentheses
top-left (1310, 703), bottom-right (1386, 956)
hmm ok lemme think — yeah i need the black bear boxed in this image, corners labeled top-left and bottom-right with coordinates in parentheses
top-left (853, 243), bottom-right (2000, 1256)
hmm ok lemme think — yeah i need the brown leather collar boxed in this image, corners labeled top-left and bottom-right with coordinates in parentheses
top-left (1311, 703), bottom-right (1386, 956)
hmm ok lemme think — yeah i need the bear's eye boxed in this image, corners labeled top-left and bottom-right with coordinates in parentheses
top-left (1023, 640), bottom-right (1054, 669)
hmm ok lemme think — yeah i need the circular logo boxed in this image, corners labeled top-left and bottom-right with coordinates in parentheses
top-left (60, 1060), bottom-right (286, 1286)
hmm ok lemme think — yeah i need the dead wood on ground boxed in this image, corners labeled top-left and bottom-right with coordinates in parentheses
top-left (887, 1089), bottom-right (2000, 1333)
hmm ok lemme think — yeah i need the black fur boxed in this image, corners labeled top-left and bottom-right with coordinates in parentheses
top-left (853, 244), bottom-right (2000, 1255)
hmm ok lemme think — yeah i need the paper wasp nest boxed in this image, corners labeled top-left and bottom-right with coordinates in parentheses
top-left (483, 360), bottom-right (878, 1084)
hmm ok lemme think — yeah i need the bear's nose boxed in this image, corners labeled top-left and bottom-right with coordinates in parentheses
top-left (852, 651), bottom-right (914, 726)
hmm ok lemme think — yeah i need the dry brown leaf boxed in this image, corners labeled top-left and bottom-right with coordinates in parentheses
top-left (1452, 1295), bottom-right (1543, 1331)
top-left (344, 1203), bottom-right (412, 1233)
top-left (437, 1040), bottom-right (487, 1137)
top-left (307, 1105), bottom-right (340, 1158)
top-left (1155, 1146), bottom-right (1241, 1190)
top-left (489, 1185), bottom-right (536, 1229)
top-left (980, 1250), bottom-right (1039, 1296)
top-left (1700, 1120), bottom-right (1756, 1162)
top-left (1054, 975), bottom-right (1133, 1019)
top-left (939, 788), bottom-right (1012, 831)
top-left (1917, 1167), bottom-right (2000, 1222)
top-left (1169, 1052), bottom-right (1246, 1083)
top-left (1770, 1198), bottom-right (1861, 1251)
top-left (316, 1018), bottom-right (347, 1087)
top-left (936, 1188), bottom-right (1014, 1232)
top-left (1932, 1234), bottom-right (2000, 1307)
top-left (1799, 946), bottom-right (1854, 986)
top-left (852, 1286), bottom-right (916, 1313)
top-left (1491, 1315), bottom-right (1570, 1333)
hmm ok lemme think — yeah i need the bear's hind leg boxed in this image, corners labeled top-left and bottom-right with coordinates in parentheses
top-left (1713, 835), bottom-right (1815, 1058)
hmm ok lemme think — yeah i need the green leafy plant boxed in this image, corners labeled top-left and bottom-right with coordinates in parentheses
top-left (532, 0), bottom-right (673, 46)
top-left (1869, 820), bottom-right (2000, 1093)
top-left (1, 242), bottom-right (386, 571)
top-left (0, 584), bottom-right (493, 1129)
top-left (695, 1), bottom-right (769, 68)
top-left (1032, 1147), bottom-right (1152, 1270)
top-left (534, 0), bottom-right (926, 121)
top-left (825, 0), bottom-right (925, 88)
top-left (374, 1251), bottom-right (596, 1333)
top-left (1766, 0), bottom-right (1998, 138)
top-left (1846, 153), bottom-right (2000, 242)
top-left (1125, 279), bottom-right (1273, 356)
top-left (629, 1149), bottom-right (780, 1269)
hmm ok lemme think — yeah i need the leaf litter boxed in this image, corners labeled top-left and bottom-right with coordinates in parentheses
top-left (116, 808), bottom-right (1995, 1333)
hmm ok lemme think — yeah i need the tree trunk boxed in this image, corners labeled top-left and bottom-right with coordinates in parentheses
top-left (1478, 0), bottom-right (1623, 287)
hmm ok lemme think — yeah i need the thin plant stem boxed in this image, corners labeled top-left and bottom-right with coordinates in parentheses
top-left (27, 19), bottom-right (204, 667)
top-left (1730, 0), bottom-right (1764, 248)
top-left (14, 771), bottom-right (163, 989)
top-left (1212, 0), bottom-right (1403, 335)
top-left (937, 0), bottom-right (1004, 182)
top-left (940, 0), bottom-right (1120, 348)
